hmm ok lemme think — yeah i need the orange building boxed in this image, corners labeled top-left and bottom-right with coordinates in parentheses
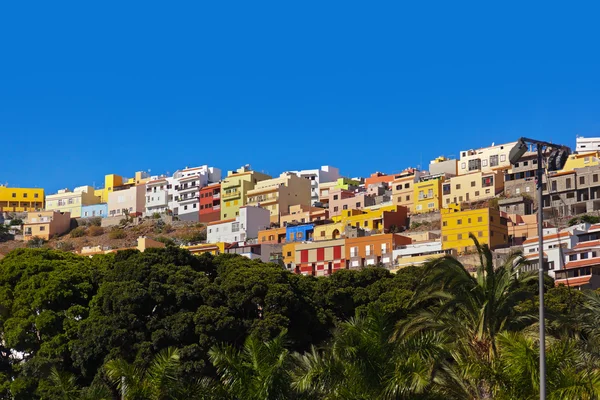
top-left (345, 234), bottom-right (412, 269)
top-left (503, 212), bottom-right (553, 246)
top-left (23, 211), bottom-right (71, 241)
top-left (258, 227), bottom-right (287, 244)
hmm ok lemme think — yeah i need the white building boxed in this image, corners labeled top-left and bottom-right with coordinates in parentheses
top-left (207, 206), bottom-right (270, 244)
top-left (458, 141), bottom-right (518, 176)
top-left (144, 177), bottom-right (172, 216)
top-left (169, 166), bottom-right (221, 222)
top-left (290, 166), bottom-right (340, 206)
top-left (576, 136), bottom-right (600, 153)
top-left (392, 241), bottom-right (451, 267)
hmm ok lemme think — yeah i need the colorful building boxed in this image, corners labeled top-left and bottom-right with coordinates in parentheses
top-left (23, 211), bottom-right (71, 241)
top-left (280, 204), bottom-right (328, 226)
top-left (458, 141), bottom-right (517, 175)
top-left (286, 223), bottom-right (314, 242)
top-left (346, 233), bottom-right (412, 269)
top-left (290, 166), bottom-right (340, 206)
top-left (182, 242), bottom-right (227, 256)
top-left (220, 166), bottom-right (271, 220)
top-left (246, 172), bottom-right (311, 224)
top-left (332, 204), bottom-right (408, 233)
top-left (318, 178), bottom-right (361, 205)
top-left (412, 174), bottom-right (445, 214)
top-left (258, 226), bottom-right (287, 244)
top-left (207, 206), bottom-right (270, 244)
top-left (393, 241), bottom-right (454, 269)
top-left (441, 205), bottom-right (508, 254)
top-left (81, 203), bottom-right (108, 218)
top-left (0, 186), bottom-right (44, 213)
top-left (442, 170), bottom-right (504, 208)
top-left (328, 188), bottom-right (376, 217)
top-left (560, 151), bottom-right (600, 172)
top-left (293, 239), bottom-right (346, 276)
top-left (392, 169), bottom-right (425, 212)
top-left (107, 184), bottom-right (146, 217)
top-left (199, 183), bottom-right (222, 223)
top-left (313, 222), bottom-right (345, 241)
top-left (45, 186), bottom-right (100, 218)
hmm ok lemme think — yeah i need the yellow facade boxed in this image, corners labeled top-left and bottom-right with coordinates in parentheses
top-left (182, 242), bottom-right (227, 256)
top-left (97, 174), bottom-right (125, 203)
top-left (221, 167), bottom-right (271, 220)
top-left (0, 186), bottom-right (44, 213)
top-left (282, 242), bottom-right (296, 268)
top-left (441, 171), bottom-right (504, 208)
top-left (314, 222), bottom-right (345, 241)
top-left (561, 151), bottom-right (600, 172)
top-left (332, 204), bottom-right (400, 231)
top-left (45, 186), bottom-right (101, 218)
top-left (441, 206), bottom-right (508, 253)
top-left (413, 177), bottom-right (443, 214)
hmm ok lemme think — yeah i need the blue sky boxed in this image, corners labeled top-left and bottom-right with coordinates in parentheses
top-left (2, 1), bottom-right (600, 193)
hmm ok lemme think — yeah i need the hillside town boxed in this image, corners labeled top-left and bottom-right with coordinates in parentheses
top-left (3, 135), bottom-right (600, 289)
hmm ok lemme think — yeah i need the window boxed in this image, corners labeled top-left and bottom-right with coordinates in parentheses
top-left (581, 252), bottom-right (589, 260)
top-left (23, 193), bottom-right (27, 198)
top-left (594, 174), bottom-right (599, 183)
top-left (478, 231), bottom-right (483, 237)
top-left (364, 221), bottom-right (368, 227)
top-left (416, 204), bottom-right (423, 210)
top-left (404, 183), bottom-right (410, 189)
top-left (334, 206), bottom-right (339, 212)
top-left (456, 184), bottom-right (461, 190)
top-left (11, 193), bottom-right (15, 198)
top-left (485, 189), bottom-right (490, 194)
top-left (405, 195), bottom-right (410, 201)
top-left (350, 246), bottom-right (358, 257)
top-left (287, 251), bottom-right (292, 256)
top-left (482, 159), bottom-right (488, 167)
top-left (443, 184), bottom-right (451, 195)
top-left (468, 218), bottom-right (471, 223)
top-left (526, 187), bottom-right (530, 192)
top-left (490, 216), bottom-right (494, 222)
top-left (551, 181), bottom-right (557, 192)
top-left (580, 176), bottom-right (585, 185)
top-left (381, 243), bottom-right (388, 253)
top-left (500, 154), bottom-right (506, 162)
top-left (490, 155), bottom-right (499, 167)
top-left (443, 221), bottom-right (448, 226)
top-left (365, 245), bottom-right (373, 256)
top-left (457, 219), bottom-right (462, 225)
top-left (461, 162), bottom-right (466, 169)
top-left (333, 195), bottom-right (339, 200)
top-left (482, 176), bottom-right (493, 187)
top-left (233, 200), bottom-right (239, 205)
top-left (457, 234), bottom-right (463, 240)
top-left (443, 235), bottom-right (448, 241)
top-left (478, 216), bottom-right (482, 222)
top-left (471, 181), bottom-right (476, 187)
top-left (193, 203), bottom-right (197, 208)
top-left (396, 185), bottom-right (401, 190)
top-left (320, 230), bottom-right (325, 237)
top-left (516, 188), bottom-right (521, 194)
top-left (356, 202), bottom-right (361, 208)
top-left (428, 202), bottom-right (435, 208)
top-left (475, 191), bottom-right (480, 196)
top-left (34, 193), bottom-right (38, 198)
top-left (343, 205), bottom-right (348, 210)
top-left (40, 226), bottom-right (46, 231)
top-left (184, 205), bottom-right (188, 210)
top-left (569, 254), bottom-right (577, 261)
top-left (296, 232), bottom-right (303, 239)
top-left (428, 189), bottom-right (433, 197)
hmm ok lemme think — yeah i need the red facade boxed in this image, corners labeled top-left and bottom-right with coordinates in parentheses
top-left (199, 183), bottom-right (221, 223)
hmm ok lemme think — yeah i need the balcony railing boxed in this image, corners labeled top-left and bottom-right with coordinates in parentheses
top-left (222, 190), bottom-right (240, 200)
top-left (213, 192), bottom-right (220, 199)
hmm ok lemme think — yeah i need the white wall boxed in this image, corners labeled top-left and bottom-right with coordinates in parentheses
top-left (207, 206), bottom-right (270, 243)
top-left (292, 166), bottom-right (340, 205)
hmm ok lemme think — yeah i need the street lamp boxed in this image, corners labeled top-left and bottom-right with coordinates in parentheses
top-left (509, 137), bottom-right (570, 400)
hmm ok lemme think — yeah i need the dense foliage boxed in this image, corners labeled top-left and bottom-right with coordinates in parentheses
top-left (0, 237), bottom-right (598, 399)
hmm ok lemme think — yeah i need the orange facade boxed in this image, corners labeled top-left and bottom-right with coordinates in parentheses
top-left (345, 234), bottom-right (412, 269)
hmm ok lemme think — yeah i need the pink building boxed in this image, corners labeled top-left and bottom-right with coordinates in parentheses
top-left (328, 188), bottom-right (376, 217)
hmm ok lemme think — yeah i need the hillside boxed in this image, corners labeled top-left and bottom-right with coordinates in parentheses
top-left (0, 218), bottom-right (206, 255)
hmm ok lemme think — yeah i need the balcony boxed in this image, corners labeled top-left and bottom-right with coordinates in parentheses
top-left (213, 192), bottom-right (221, 199)
top-left (222, 190), bottom-right (240, 200)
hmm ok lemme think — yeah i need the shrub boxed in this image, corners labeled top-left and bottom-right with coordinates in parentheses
top-left (26, 237), bottom-right (46, 248)
top-left (70, 227), bottom-right (87, 238)
top-left (154, 236), bottom-right (176, 246)
top-left (178, 230), bottom-right (206, 244)
top-left (56, 241), bottom-right (75, 251)
top-left (9, 218), bottom-right (23, 226)
top-left (152, 212), bottom-right (161, 219)
top-left (89, 217), bottom-right (102, 227)
top-left (109, 228), bottom-right (126, 240)
top-left (87, 226), bottom-right (104, 237)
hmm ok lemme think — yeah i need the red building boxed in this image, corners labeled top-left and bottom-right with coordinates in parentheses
top-left (199, 183), bottom-right (221, 223)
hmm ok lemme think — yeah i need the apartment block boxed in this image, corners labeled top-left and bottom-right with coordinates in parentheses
top-left (23, 211), bottom-right (71, 241)
top-left (458, 141), bottom-right (517, 175)
top-left (199, 183), bottom-right (221, 223)
top-left (81, 203), bottom-right (108, 219)
top-left (556, 239), bottom-right (600, 289)
top-left (328, 188), bottom-right (376, 217)
top-left (393, 241), bottom-right (454, 269)
top-left (207, 206), bottom-right (270, 243)
top-left (441, 205), bottom-right (508, 254)
top-left (429, 156), bottom-right (458, 176)
top-left (221, 166), bottom-right (271, 220)
top-left (576, 136), bottom-right (600, 153)
top-left (333, 204), bottom-right (408, 233)
top-left (346, 233), bottom-right (411, 269)
top-left (413, 174), bottom-right (447, 214)
top-left (442, 170), bottom-right (504, 207)
top-left (280, 204), bottom-right (328, 226)
top-left (108, 184), bottom-right (146, 217)
top-left (391, 169), bottom-right (424, 212)
top-left (290, 166), bottom-right (340, 206)
top-left (286, 223), bottom-right (314, 242)
top-left (0, 186), bottom-right (44, 213)
top-left (293, 239), bottom-right (346, 276)
top-left (144, 178), bottom-right (172, 216)
top-left (46, 186), bottom-right (101, 218)
top-left (171, 166), bottom-right (221, 222)
top-left (318, 178), bottom-right (361, 205)
top-left (258, 226), bottom-right (287, 244)
top-left (246, 172), bottom-right (311, 224)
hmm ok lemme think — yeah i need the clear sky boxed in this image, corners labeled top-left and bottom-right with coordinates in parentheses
top-left (2, 1), bottom-right (600, 193)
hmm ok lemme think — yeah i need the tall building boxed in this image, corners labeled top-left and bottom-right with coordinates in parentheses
top-left (221, 166), bottom-right (271, 220)
top-left (246, 172), bottom-right (311, 224)
top-left (441, 205), bottom-right (508, 254)
top-left (290, 166), bottom-right (340, 206)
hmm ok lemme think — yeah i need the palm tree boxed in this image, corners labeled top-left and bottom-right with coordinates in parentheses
top-left (48, 367), bottom-right (81, 400)
top-left (104, 347), bottom-right (181, 400)
top-left (491, 331), bottom-right (600, 399)
top-left (293, 308), bottom-right (449, 399)
top-left (209, 330), bottom-right (297, 400)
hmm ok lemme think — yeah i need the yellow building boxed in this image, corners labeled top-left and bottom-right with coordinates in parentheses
top-left (441, 205), bottom-right (508, 254)
top-left (246, 172), bottom-right (311, 224)
top-left (441, 170), bottom-right (504, 208)
top-left (0, 186), bottom-right (44, 213)
top-left (314, 221), bottom-right (345, 241)
top-left (182, 242), bottom-right (227, 256)
top-left (96, 171), bottom-right (150, 203)
top-left (45, 186), bottom-right (101, 218)
top-left (283, 242), bottom-right (297, 270)
top-left (221, 166), bottom-right (271, 220)
top-left (413, 175), bottom-right (445, 214)
top-left (318, 178), bottom-right (361, 205)
top-left (391, 169), bottom-right (424, 212)
top-left (331, 204), bottom-right (407, 233)
top-left (560, 151), bottom-right (600, 172)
